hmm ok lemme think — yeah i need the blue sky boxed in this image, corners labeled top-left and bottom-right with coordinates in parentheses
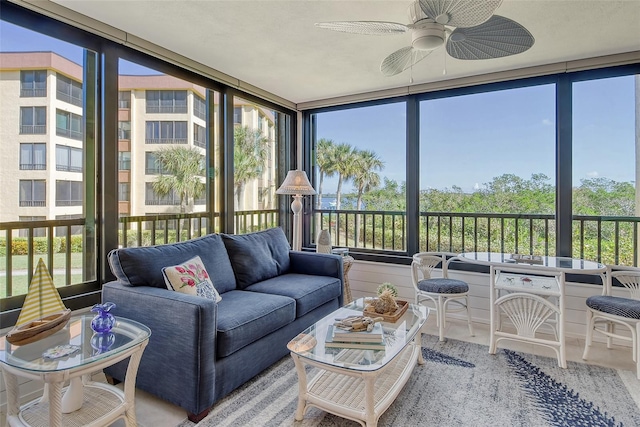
top-left (0, 21), bottom-right (158, 75)
top-left (317, 76), bottom-right (636, 193)
top-left (2, 21), bottom-right (637, 194)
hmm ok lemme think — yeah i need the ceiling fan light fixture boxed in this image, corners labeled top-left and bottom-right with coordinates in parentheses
top-left (412, 25), bottom-right (445, 50)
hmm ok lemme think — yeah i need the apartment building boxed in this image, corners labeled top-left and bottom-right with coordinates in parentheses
top-left (0, 52), bottom-right (278, 232)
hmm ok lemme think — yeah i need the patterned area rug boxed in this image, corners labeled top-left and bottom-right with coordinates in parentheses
top-left (177, 335), bottom-right (640, 427)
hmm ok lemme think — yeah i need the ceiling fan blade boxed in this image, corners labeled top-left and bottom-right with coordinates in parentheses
top-left (446, 15), bottom-right (535, 60)
top-left (419, 0), bottom-right (502, 28)
top-left (315, 21), bottom-right (409, 35)
top-left (381, 46), bottom-right (433, 76)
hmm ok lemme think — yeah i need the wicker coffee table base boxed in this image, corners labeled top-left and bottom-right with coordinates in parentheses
top-left (291, 341), bottom-right (423, 427)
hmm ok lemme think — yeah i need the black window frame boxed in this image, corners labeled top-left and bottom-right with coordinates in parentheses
top-left (303, 64), bottom-right (640, 267)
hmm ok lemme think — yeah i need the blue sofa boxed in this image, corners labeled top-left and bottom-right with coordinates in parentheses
top-left (102, 227), bottom-right (344, 422)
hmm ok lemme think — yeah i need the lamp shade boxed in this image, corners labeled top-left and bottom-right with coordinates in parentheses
top-left (276, 170), bottom-right (316, 195)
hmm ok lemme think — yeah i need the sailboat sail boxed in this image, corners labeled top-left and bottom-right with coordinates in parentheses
top-left (15, 258), bottom-right (67, 327)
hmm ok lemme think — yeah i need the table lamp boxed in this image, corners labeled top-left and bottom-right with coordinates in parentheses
top-left (276, 170), bottom-right (316, 251)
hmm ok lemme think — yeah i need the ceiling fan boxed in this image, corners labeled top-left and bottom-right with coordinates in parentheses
top-left (315, 0), bottom-right (535, 77)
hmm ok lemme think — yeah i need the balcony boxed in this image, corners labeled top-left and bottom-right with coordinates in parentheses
top-left (145, 138), bottom-right (188, 144)
top-left (56, 164), bottom-right (83, 173)
top-left (146, 106), bottom-right (188, 114)
top-left (20, 125), bottom-right (46, 135)
top-left (56, 90), bottom-right (82, 107)
top-left (56, 127), bottom-right (83, 141)
top-left (19, 163), bottom-right (46, 170)
top-left (20, 88), bottom-right (46, 97)
top-left (18, 201), bottom-right (46, 207)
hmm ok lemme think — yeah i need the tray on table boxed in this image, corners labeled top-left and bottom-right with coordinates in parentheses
top-left (363, 300), bottom-right (409, 322)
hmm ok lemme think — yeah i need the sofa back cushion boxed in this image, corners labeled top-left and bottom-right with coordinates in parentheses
top-left (108, 233), bottom-right (237, 293)
top-left (221, 227), bottom-right (291, 289)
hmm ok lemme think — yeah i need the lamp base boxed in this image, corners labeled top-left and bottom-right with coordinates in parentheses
top-left (291, 194), bottom-right (303, 251)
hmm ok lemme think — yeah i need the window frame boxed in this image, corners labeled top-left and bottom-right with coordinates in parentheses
top-left (20, 70), bottom-right (47, 97)
top-left (303, 66), bottom-right (640, 264)
top-left (56, 144), bottom-right (83, 172)
top-left (19, 106), bottom-right (46, 134)
top-left (19, 143), bottom-right (47, 170)
top-left (19, 179), bottom-right (46, 207)
top-left (56, 109), bottom-right (83, 140)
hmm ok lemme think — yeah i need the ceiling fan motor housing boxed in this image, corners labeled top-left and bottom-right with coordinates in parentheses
top-left (412, 23), bottom-right (445, 50)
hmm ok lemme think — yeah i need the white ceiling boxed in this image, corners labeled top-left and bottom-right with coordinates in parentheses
top-left (52, 0), bottom-right (640, 105)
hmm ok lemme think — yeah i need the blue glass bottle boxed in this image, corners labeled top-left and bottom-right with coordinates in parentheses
top-left (91, 302), bottom-right (116, 333)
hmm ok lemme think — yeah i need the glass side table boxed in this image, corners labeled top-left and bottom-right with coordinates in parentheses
top-left (1, 315), bottom-right (150, 427)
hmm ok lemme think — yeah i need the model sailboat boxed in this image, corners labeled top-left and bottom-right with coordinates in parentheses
top-left (6, 258), bottom-right (71, 346)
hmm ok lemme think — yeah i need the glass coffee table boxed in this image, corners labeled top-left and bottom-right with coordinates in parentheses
top-left (287, 298), bottom-right (427, 427)
top-left (0, 315), bottom-right (150, 427)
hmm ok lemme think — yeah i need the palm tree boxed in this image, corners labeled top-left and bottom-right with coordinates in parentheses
top-left (152, 146), bottom-right (206, 213)
top-left (333, 142), bottom-right (357, 210)
top-left (316, 138), bottom-right (337, 210)
top-left (234, 125), bottom-right (269, 210)
top-left (352, 149), bottom-right (384, 245)
top-left (353, 149), bottom-right (384, 210)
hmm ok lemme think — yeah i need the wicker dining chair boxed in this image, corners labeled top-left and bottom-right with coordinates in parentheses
top-left (411, 252), bottom-right (474, 341)
top-left (583, 267), bottom-right (640, 379)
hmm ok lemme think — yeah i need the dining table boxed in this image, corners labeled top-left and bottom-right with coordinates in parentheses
top-left (456, 251), bottom-right (606, 275)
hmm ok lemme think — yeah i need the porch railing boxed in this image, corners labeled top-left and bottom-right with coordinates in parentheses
top-left (234, 209), bottom-right (278, 234)
top-left (1, 218), bottom-right (90, 299)
top-left (118, 210), bottom-right (279, 247)
top-left (4, 209), bottom-right (637, 299)
top-left (315, 209), bottom-right (640, 267)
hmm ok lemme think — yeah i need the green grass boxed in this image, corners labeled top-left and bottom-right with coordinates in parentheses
top-left (0, 253), bottom-right (84, 271)
top-left (1, 274), bottom-right (85, 299)
top-left (0, 253), bottom-right (87, 298)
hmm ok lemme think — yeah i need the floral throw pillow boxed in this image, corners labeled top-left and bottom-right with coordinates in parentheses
top-left (162, 255), bottom-right (222, 302)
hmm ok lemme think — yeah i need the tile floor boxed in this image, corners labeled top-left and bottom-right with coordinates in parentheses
top-left (2, 315), bottom-right (638, 427)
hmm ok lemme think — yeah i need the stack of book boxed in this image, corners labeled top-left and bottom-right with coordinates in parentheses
top-left (325, 323), bottom-right (385, 350)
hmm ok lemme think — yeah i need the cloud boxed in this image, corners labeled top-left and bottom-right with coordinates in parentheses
top-left (542, 119), bottom-right (553, 126)
top-left (474, 182), bottom-right (480, 190)
top-left (587, 171), bottom-right (599, 178)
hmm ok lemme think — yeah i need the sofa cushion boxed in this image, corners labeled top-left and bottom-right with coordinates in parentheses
top-left (162, 255), bottom-right (222, 302)
top-left (108, 233), bottom-right (237, 293)
top-left (245, 273), bottom-right (342, 317)
top-left (221, 228), bottom-right (291, 289)
top-left (215, 290), bottom-right (295, 358)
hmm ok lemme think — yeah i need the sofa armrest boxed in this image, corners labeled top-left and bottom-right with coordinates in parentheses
top-left (102, 281), bottom-right (217, 416)
top-left (289, 252), bottom-right (344, 305)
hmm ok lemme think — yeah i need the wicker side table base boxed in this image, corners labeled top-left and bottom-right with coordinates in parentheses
top-left (342, 256), bottom-right (354, 304)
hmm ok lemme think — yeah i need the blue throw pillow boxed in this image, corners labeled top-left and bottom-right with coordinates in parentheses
top-left (221, 227), bottom-right (291, 289)
top-left (108, 233), bottom-right (237, 292)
